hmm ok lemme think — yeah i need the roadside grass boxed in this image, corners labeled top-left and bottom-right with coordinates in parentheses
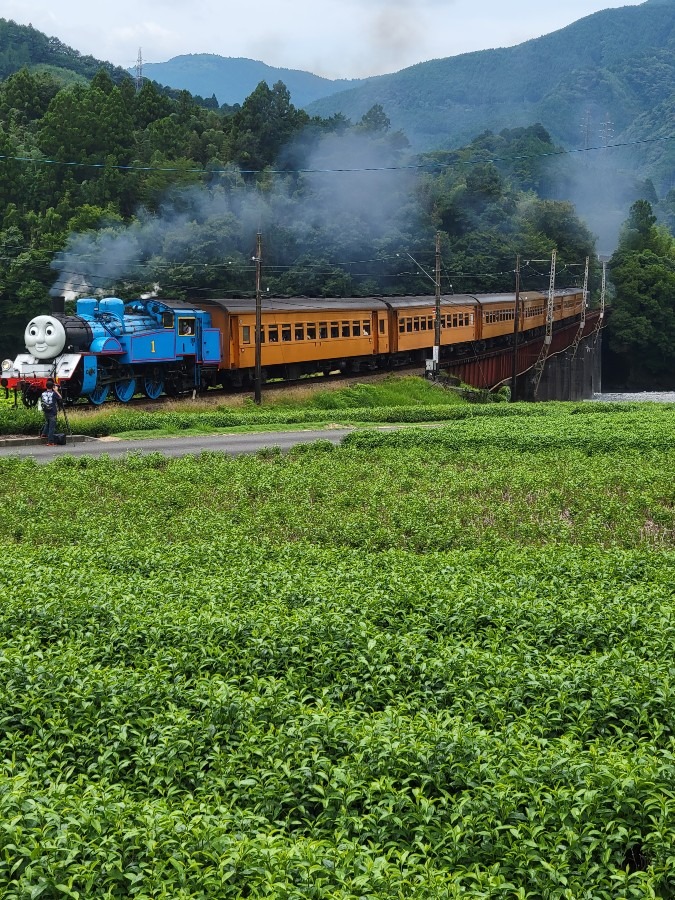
top-left (0, 375), bottom-right (469, 437)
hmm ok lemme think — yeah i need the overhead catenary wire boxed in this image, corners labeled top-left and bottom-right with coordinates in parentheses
top-left (0, 133), bottom-right (673, 176)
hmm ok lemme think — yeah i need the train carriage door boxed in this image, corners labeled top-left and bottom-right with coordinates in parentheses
top-left (231, 316), bottom-right (241, 369)
top-left (375, 311), bottom-right (389, 354)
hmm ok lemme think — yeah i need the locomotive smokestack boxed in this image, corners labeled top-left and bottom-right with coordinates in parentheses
top-left (51, 296), bottom-right (66, 315)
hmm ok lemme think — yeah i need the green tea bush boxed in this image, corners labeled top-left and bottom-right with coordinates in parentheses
top-left (1, 404), bottom-right (675, 897)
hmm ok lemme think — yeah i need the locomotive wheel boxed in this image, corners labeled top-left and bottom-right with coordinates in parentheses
top-left (89, 383), bottom-right (110, 406)
top-left (114, 378), bottom-right (137, 403)
top-left (21, 389), bottom-right (40, 408)
top-left (143, 374), bottom-right (164, 400)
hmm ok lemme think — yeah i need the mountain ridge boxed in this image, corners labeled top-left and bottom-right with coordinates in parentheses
top-left (133, 54), bottom-right (367, 108)
top-left (2, 4), bottom-right (674, 191)
top-left (304, 0), bottom-right (675, 152)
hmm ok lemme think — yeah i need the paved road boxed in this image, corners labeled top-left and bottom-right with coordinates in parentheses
top-left (0, 429), bottom-right (361, 463)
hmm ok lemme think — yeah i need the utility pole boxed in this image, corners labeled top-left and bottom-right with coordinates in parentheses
top-left (254, 231), bottom-right (262, 405)
top-left (599, 258), bottom-right (607, 323)
top-left (510, 254), bottom-right (521, 401)
top-left (581, 255), bottom-right (589, 333)
top-left (135, 48), bottom-right (143, 93)
top-left (433, 231), bottom-right (441, 374)
top-left (581, 108), bottom-right (592, 151)
top-left (399, 241), bottom-right (442, 377)
top-left (545, 249), bottom-right (556, 346)
top-left (600, 113), bottom-right (614, 149)
top-left (532, 249), bottom-right (557, 397)
top-left (570, 255), bottom-right (589, 360)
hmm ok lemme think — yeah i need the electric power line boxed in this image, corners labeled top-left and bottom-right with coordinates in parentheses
top-left (1, 133), bottom-right (674, 176)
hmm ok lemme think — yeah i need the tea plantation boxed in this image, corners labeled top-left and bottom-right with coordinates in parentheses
top-left (1, 402), bottom-right (674, 898)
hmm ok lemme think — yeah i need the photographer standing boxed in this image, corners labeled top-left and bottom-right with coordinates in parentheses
top-left (40, 379), bottom-right (63, 445)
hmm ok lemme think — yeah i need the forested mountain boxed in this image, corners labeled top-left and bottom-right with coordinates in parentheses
top-left (307, 0), bottom-right (675, 186)
top-left (136, 55), bottom-right (366, 109)
top-left (0, 19), bottom-right (130, 84)
top-left (0, 19), bottom-right (230, 109)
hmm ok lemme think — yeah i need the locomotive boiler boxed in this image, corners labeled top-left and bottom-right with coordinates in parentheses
top-left (2, 297), bottom-right (221, 405)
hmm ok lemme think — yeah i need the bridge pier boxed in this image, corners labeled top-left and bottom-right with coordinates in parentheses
top-left (523, 332), bottom-right (602, 401)
top-left (443, 313), bottom-right (604, 401)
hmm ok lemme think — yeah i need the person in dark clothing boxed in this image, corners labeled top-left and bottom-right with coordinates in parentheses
top-left (40, 379), bottom-right (63, 445)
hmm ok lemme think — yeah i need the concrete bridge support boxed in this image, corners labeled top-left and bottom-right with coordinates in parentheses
top-left (522, 332), bottom-right (603, 401)
top-left (443, 313), bottom-right (605, 401)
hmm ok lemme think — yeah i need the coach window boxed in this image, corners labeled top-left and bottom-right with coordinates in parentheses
top-left (259, 327), bottom-right (265, 343)
top-left (282, 324), bottom-right (291, 342)
top-left (268, 325), bottom-right (279, 343)
top-left (307, 323), bottom-right (317, 340)
top-left (363, 320), bottom-right (371, 336)
top-left (342, 321), bottom-right (350, 338)
top-left (295, 323), bottom-right (304, 341)
top-left (406, 318), bottom-right (412, 333)
top-left (379, 319), bottom-right (385, 334)
top-left (420, 317), bottom-right (427, 331)
top-left (242, 325), bottom-right (251, 344)
top-left (399, 319), bottom-right (405, 333)
top-left (319, 322), bottom-right (328, 339)
top-left (330, 322), bottom-right (339, 338)
top-left (353, 321), bottom-right (361, 336)
top-left (413, 317), bottom-right (420, 332)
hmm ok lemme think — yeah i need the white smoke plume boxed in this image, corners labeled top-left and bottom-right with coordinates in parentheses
top-left (50, 131), bottom-right (419, 299)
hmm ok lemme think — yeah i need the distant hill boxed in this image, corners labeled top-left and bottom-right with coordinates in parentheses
top-left (134, 55), bottom-right (367, 108)
top-left (305, 0), bottom-right (675, 162)
top-left (0, 18), bottom-right (130, 84)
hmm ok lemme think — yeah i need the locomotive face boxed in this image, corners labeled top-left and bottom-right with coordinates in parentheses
top-left (25, 315), bottom-right (66, 360)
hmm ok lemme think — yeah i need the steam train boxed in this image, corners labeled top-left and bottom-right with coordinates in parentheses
top-left (1, 288), bottom-right (585, 406)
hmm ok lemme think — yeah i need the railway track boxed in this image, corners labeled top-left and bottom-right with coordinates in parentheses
top-left (62, 364), bottom-right (428, 413)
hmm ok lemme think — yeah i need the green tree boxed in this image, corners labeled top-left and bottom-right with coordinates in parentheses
top-left (0, 67), bottom-right (59, 127)
top-left (230, 81), bottom-right (309, 171)
top-left (357, 104), bottom-right (390, 133)
top-left (608, 200), bottom-right (675, 387)
top-left (133, 80), bottom-right (173, 130)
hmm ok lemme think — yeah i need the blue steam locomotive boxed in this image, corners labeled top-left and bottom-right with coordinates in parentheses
top-left (2, 297), bottom-right (221, 406)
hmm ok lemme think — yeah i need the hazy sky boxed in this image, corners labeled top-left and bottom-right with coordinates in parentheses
top-left (8, 0), bottom-right (644, 79)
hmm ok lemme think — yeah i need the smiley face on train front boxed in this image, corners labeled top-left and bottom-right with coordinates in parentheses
top-left (25, 315), bottom-right (66, 360)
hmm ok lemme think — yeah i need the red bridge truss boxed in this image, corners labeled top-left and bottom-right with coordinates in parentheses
top-left (444, 310), bottom-right (604, 393)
